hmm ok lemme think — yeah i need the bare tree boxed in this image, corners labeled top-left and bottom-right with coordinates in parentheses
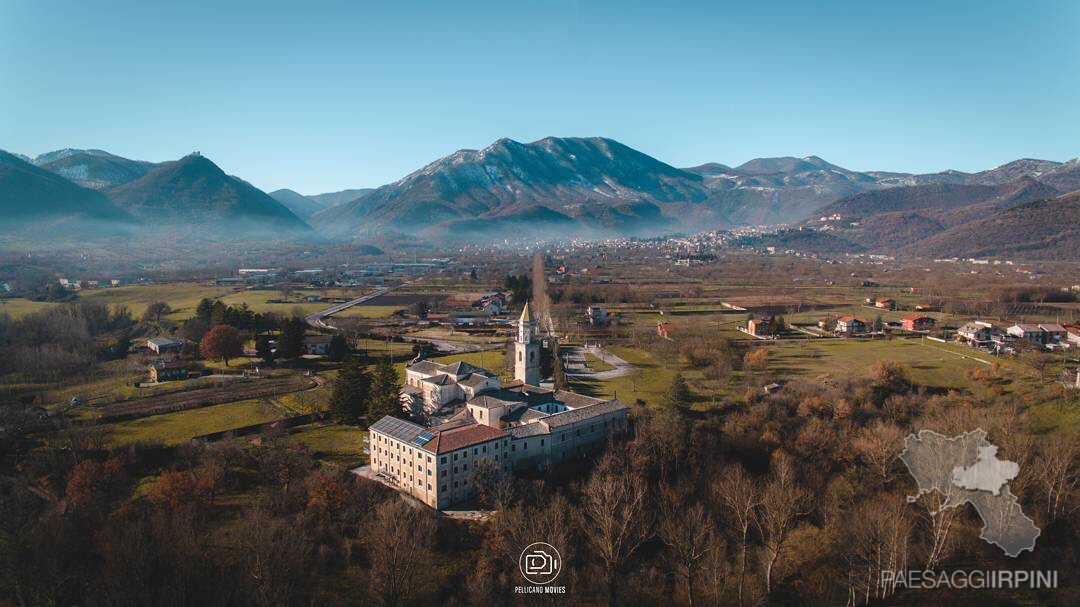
top-left (580, 450), bottom-right (651, 606)
top-left (1034, 431), bottom-right (1079, 523)
top-left (658, 484), bottom-right (716, 607)
top-left (714, 463), bottom-right (760, 607)
top-left (756, 453), bottom-right (811, 595)
top-left (365, 499), bottom-right (436, 607)
top-left (854, 421), bottom-right (905, 486)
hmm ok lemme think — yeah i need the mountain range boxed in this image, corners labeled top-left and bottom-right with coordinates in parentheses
top-left (2, 138), bottom-right (1078, 258)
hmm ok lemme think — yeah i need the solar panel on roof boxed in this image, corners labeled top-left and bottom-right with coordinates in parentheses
top-left (414, 431), bottom-right (434, 446)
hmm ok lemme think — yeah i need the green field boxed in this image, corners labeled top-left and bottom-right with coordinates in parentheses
top-left (332, 305), bottom-right (404, 318)
top-left (767, 338), bottom-right (994, 389)
top-left (104, 399), bottom-right (288, 446)
top-left (280, 423), bottom-right (368, 468)
top-left (0, 298), bottom-right (60, 318)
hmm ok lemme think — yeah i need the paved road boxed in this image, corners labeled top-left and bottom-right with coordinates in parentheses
top-left (564, 344), bottom-right (637, 380)
top-left (305, 287), bottom-right (392, 330)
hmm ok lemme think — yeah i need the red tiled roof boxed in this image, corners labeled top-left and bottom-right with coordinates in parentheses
top-left (838, 315), bottom-right (865, 322)
top-left (903, 314), bottom-right (932, 321)
top-left (426, 423), bottom-right (507, 454)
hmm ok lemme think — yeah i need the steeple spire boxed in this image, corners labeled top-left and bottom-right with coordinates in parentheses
top-left (520, 301), bottom-right (533, 323)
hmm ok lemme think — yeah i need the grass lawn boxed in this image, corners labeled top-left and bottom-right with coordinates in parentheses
top-left (767, 338), bottom-right (989, 390)
top-left (104, 399), bottom-right (288, 446)
top-left (332, 305), bottom-right (404, 318)
top-left (280, 423), bottom-right (368, 468)
top-left (583, 352), bottom-right (615, 372)
top-left (0, 298), bottom-right (60, 318)
top-left (80, 284), bottom-right (236, 321)
top-left (570, 345), bottom-right (681, 407)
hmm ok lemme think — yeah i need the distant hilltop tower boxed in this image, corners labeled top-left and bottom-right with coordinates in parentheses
top-left (515, 301), bottom-right (541, 385)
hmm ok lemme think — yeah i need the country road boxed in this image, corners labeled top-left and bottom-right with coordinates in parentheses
top-left (305, 287), bottom-right (393, 330)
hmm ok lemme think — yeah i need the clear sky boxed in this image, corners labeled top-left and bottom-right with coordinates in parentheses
top-left (2, 0), bottom-right (1078, 194)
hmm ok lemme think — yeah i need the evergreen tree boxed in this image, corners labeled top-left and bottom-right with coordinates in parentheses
top-left (255, 335), bottom-right (275, 366)
top-left (195, 298), bottom-right (215, 325)
top-left (278, 318), bottom-right (306, 359)
top-left (552, 347), bottom-right (568, 390)
top-left (873, 315), bottom-right (884, 332)
top-left (368, 357), bottom-right (402, 422)
top-left (663, 373), bottom-right (693, 409)
top-left (328, 358), bottom-right (371, 425)
top-left (327, 334), bottom-right (350, 362)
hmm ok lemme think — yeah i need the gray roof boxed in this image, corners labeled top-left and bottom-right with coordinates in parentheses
top-left (959, 322), bottom-right (992, 333)
top-left (460, 373), bottom-right (493, 388)
top-left (147, 337), bottom-right (182, 346)
top-left (421, 373), bottom-right (455, 386)
top-left (369, 415), bottom-right (426, 443)
top-left (407, 360), bottom-right (444, 375)
top-left (553, 389), bottom-right (605, 408)
top-left (468, 388), bottom-right (556, 410)
top-left (510, 423), bottom-right (550, 438)
top-left (543, 400), bottom-right (627, 428)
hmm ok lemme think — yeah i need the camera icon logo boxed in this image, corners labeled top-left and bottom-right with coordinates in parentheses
top-left (518, 542), bottom-right (562, 585)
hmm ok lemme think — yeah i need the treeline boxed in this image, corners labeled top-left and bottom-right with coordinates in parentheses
top-left (0, 302), bottom-right (135, 384)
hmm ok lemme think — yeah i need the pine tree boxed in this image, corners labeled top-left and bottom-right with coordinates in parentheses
top-left (663, 373), bottom-right (693, 409)
top-left (278, 318), bottom-right (306, 359)
top-left (328, 358), bottom-right (371, 425)
top-left (327, 334), bottom-right (350, 362)
top-left (255, 335), bottom-right (275, 366)
top-left (195, 298), bottom-right (215, 325)
top-left (368, 357), bottom-right (402, 422)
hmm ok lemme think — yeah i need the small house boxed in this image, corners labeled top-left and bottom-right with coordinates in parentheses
top-left (657, 322), bottom-right (672, 339)
top-left (586, 306), bottom-right (611, 326)
top-left (902, 314), bottom-right (935, 331)
top-left (875, 298), bottom-right (896, 310)
top-left (149, 361), bottom-right (189, 382)
top-left (146, 337), bottom-right (183, 354)
top-left (835, 316), bottom-right (867, 335)
top-left (747, 318), bottom-right (772, 337)
top-left (302, 335), bottom-right (333, 355)
top-left (1007, 323), bottom-right (1046, 345)
top-left (958, 321), bottom-right (996, 344)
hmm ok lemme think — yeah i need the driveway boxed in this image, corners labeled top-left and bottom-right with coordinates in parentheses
top-left (564, 344), bottom-right (636, 380)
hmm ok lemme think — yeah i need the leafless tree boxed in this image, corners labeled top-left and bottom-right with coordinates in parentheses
top-left (658, 484), bottom-right (716, 607)
top-left (756, 453), bottom-right (811, 595)
top-left (854, 421), bottom-right (905, 486)
top-left (714, 463), bottom-right (760, 607)
top-left (580, 449), bottom-right (651, 606)
top-left (1034, 431), bottom-right (1079, 523)
top-left (364, 498), bottom-right (436, 607)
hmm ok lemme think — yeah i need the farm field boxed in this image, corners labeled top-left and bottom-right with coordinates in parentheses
top-left (766, 338), bottom-right (990, 390)
top-left (332, 304), bottom-right (404, 318)
top-left (104, 398), bottom-right (287, 446)
top-left (0, 298), bottom-right (59, 318)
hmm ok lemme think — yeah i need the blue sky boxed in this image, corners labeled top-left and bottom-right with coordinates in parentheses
top-left (2, 0), bottom-right (1078, 194)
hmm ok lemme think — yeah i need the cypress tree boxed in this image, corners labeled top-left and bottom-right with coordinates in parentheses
top-left (368, 357), bottom-right (402, 422)
top-left (329, 357), bottom-right (371, 425)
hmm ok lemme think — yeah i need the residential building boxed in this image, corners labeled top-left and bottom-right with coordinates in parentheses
top-left (370, 303), bottom-right (627, 509)
top-left (958, 321), bottom-right (996, 344)
top-left (586, 306), bottom-right (611, 326)
top-left (302, 335), bottom-right (332, 355)
top-left (146, 337), bottom-right (183, 354)
top-left (747, 318), bottom-right (772, 336)
top-left (835, 316), bottom-right (867, 335)
top-left (1039, 323), bottom-right (1067, 345)
top-left (657, 321), bottom-right (672, 338)
top-left (149, 361), bottom-right (189, 382)
top-left (875, 298), bottom-right (896, 310)
top-left (902, 314), bottom-right (935, 331)
top-left (1007, 323), bottom-right (1046, 345)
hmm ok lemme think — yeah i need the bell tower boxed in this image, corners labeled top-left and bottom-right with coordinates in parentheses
top-left (515, 301), bottom-right (541, 385)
